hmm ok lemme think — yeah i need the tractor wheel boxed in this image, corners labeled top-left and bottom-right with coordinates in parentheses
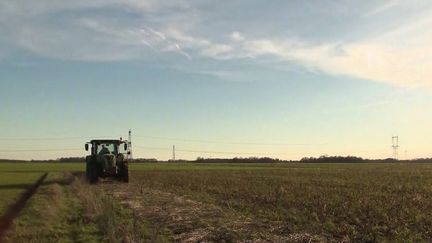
top-left (86, 162), bottom-right (91, 181)
top-left (86, 157), bottom-right (98, 184)
top-left (86, 157), bottom-right (92, 181)
top-left (124, 165), bottom-right (129, 183)
top-left (119, 164), bottom-right (129, 183)
top-left (89, 163), bottom-right (99, 184)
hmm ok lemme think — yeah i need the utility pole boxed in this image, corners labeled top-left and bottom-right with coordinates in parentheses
top-left (127, 129), bottom-right (133, 160)
top-left (172, 145), bottom-right (176, 161)
top-left (392, 136), bottom-right (399, 160)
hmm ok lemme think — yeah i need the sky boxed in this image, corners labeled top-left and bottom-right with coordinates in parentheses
top-left (1, 0), bottom-right (432, 160)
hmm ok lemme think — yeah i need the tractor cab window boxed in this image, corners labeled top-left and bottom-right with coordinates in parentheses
top-left (119, 143), bottom-right (128, 154)
top-left (96, 143), bottom-right (116, 155)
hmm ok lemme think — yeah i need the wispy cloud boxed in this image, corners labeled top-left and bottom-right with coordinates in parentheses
top-left (363, 0), bottom-right (400, 17)
top-left (231, 10), bottom-right (432, 88)
top-left (1, 1), bottom-right (432, 87)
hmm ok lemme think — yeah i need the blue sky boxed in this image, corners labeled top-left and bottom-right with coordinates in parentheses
top-left (1, 0), bottom-right (432, 160)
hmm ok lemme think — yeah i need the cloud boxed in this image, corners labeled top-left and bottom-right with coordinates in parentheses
top-left (0, 0), bottom-right (192, 17)
top-left (162, 43), bottom-right (192, 60)
top-left (317, 43), bottom-right (432, 88)
top-left (1, 1), bottom-right (432, 87)
top-left (201, 44), bottom-right (233, 59)
top-left (363, 0), bottom-right (400, 17)
top-left (165, 29), bottom-right (210, 47)
top-left (207, 6), bottom-right (432, 88)
top-left (237, 10), bottom-right (432, 88)
top-left (230, 32), bottom-right (245, 42)
top-left (0, 0), bottom-right (199, 61)
top-left (236, 37), bottom-right (432, 88)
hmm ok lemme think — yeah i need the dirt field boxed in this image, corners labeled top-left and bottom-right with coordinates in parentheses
top-left (1, 162), bottom-right (432, 242)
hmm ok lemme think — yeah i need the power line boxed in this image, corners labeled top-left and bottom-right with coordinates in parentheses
top-left (0, 134), bottom-right (396, 158)
top-left (0, 137), bottom-right (84, 141)
top-left (0, 136), bottom-right (117, 141)
top-left (172, 145), bottom-right (175, 161)
top-left (134, 145), bottom-right (289, 156)
top-left (0, 134), bottom-right (324, 147)
top-left (0, 148), bottom-right (82, 153)
top-left (392, 136), bottom-right (399, 160)
top-left (127, 129), bottom-right (133, 160)
top-left (134, 135), bottom-right (322, 146)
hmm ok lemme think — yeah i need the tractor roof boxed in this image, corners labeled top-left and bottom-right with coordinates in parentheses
top-left (90, 139), bottom-right (124, 144)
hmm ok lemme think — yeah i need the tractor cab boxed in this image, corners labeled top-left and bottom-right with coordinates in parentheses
top-left (85, 139), bottom-right (128, 156)
top-left (85, 139), bottom-right (129, 183)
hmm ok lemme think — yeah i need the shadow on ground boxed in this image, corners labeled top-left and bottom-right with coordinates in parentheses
top-left (0, 172), bottom-right (82, 190)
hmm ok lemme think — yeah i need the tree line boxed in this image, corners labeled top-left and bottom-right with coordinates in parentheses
top-left (1, 156), bottom-right (431, 163)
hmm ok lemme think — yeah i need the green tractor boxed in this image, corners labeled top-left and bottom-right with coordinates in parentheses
top-left (85, 139), bottom-right (129, 183)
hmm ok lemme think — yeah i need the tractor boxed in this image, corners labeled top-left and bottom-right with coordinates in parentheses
top-left (85, 139), bottom-right (129, 183)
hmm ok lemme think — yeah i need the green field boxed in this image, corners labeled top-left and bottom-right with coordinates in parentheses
top-left (1, 162), bottom-right (432, 242)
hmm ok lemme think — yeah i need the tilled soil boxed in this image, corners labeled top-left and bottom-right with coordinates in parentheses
top-left (100, 183), bottom-right (324, 243)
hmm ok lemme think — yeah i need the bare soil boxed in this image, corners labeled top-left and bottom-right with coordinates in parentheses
top-left (101, 182), bottom-right (324, 243)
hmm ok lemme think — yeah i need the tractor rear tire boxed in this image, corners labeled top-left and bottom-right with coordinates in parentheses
top-left (119, 164), bottom-right (129, 183)
top-left (86, 157), bottom-right (99, 184)
top-left (124, 165), bottom-right (129, 183)
top-left (89, 163), bottom-right (99, 184)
